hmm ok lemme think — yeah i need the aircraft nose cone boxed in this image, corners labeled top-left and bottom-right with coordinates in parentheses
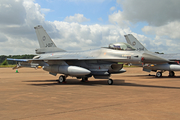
top-left (141, 53), bottom-right (169, 64)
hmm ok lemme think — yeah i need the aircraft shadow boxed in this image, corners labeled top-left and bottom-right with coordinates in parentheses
top-left (25, 79), bottom-right (125, 86)
top-left (123, 75), bottom-right (180, 78)
top-left (121, 83), bottom-right (180, 89)
top-left (25, 79), bottom-right (180, 89)
top-left (24, 80), bottom-right (58, 82)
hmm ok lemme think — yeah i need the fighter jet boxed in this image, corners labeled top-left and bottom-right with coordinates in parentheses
top-left (7, 25), bottom-right (171, 84)
top-left (125, 34), bottom-right (180, 77)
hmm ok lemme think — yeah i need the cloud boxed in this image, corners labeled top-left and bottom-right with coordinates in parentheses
top-left (111, 0), bottom-right (180, 26)
top-left (108, 0), bottom-right (180, 53)
top-left (98, 17), bottom-right (103, 21)
top-left (52, 21), bottom-right (134, 51)
top-left (110, 6), bottom-right (116, 11)
top-left (108, 10), bottom-right (130, 27)
top-left (0, 33), bottom-right (8, 42)
top-left (0, 0), bottom-right (133, 55)
top-left (141, 21), bottom-right (180, 53)
top-left (0, 0), bottom-right (58, 55)
top-left (0, 0), bottom-right (179, 55)
top-left (41, 8), bottom-right (51, 14)
top-left (64, 14), bottom-right (90, 23)
top-left (142, 21), bottom-right (180, 40)
top-left (48, 0), bottom-right (106, 3)
top-left (0, 0), bottom-right (26, 25)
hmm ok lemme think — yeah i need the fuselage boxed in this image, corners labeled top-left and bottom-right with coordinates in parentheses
top-left (38, 47), bottom-right (143, 64)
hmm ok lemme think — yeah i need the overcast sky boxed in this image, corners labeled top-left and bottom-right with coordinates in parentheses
top-left (0, 0), bottom-right (180, 55)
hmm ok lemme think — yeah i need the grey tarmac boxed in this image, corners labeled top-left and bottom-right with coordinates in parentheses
top-left (0, 67), bottom-right (180, 120)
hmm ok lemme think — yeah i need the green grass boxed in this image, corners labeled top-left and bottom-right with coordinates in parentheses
top-left (118, 62), bottom-right (139, 67)
top-left (0, 65), bottom-right (16, 68)
top-left (123, 65), bottom-right (138, 68)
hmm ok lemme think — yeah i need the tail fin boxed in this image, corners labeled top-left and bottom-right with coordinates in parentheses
top-left (34, 25), bottom-right (57, 48)
top-left (34, 25), bottom-right (66, 54)
top-left (124, 34), bottom-right (147, 51)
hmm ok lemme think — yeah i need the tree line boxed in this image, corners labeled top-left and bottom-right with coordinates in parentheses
top-left (0, 55), bottom-right (36, 65)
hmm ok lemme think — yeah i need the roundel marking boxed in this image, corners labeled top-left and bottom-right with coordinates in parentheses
top-left (132, 41), bottom-right (136, 46)
top-left (42, 36), bottom-right (46, 41)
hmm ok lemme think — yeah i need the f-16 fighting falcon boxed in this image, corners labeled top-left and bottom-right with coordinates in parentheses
top-left (7, 25), bottom-right (172, 84)
top-left (125, 34), bottom-right (180, 78)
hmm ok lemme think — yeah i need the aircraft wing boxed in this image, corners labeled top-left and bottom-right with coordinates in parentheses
top-left (7, 56), bottom-right (128, 63)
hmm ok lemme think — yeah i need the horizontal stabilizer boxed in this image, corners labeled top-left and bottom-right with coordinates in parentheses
top-left (35, 48), bottom-right (66, 54)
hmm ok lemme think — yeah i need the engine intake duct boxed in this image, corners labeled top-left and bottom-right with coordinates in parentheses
top-left (108, 64), bottom-right (125, 73)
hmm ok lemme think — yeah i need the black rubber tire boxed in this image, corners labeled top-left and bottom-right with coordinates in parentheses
top-left (107, 79), bottom-right (113, 85)
top-left (58, 75), bottom-right (65, 83)
top-left (156, 72), bottom-right (162, 78)
top-left (169, 71), bottom-right (175, 77)
top-left (81, 77), bottom-right (88, 82)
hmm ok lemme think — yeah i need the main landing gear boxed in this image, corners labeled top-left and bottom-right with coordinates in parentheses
top-left (58, 75), bottom-right (67, 83)
top-left (58, 76), bottom-right (114, 85)
top-left (81, 77), bottom-right (89, 82)
top-left (156, 72), bottom-right (162, 78)
top-left (156, 71), bottom-right (175, 78)
top-left (169, 71), bottom-right (175, 77)
top-left (107, 79), bottom-right (113, 85)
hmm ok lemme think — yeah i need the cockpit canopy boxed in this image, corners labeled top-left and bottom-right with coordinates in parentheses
top-left (109, 42), bottom-right (136, 51)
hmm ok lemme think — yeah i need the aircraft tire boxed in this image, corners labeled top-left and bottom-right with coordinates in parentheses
top-left (81, 77), bottom-right (88, 82)
top-left (156, 72), bottom-right (162, 78)
top-left (58, 75), bottom-right (66, 83)
top-left (169, 71), bottom-right (175, 77)
top-left (107, 79), bottom-right (113, 85)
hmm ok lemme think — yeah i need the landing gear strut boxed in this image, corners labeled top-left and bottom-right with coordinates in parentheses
top-left (169, 71), bottom-right (175, 77)
top-left (107, 79), bottom-right (113, 85)
top-left (81, 77), bottom-right (88, 82)
top-left (58, 75), bottom-right (66, 83)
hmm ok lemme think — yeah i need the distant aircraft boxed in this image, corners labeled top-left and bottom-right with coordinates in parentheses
top-left (7, 25), bottom-right (172, 84)
top-left (125, 34), bottom-right (180, 77)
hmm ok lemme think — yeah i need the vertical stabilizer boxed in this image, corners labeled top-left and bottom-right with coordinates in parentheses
top-left (34, 25), bottom-right (66, 54)
top-left (124, 34), bottom-right (147, 51)
top-left (34, 25), bottom-right (57, 48)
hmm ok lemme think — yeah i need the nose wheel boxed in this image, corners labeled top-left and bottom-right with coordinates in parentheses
top-left (107, 79), bottom-right (113, 85)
